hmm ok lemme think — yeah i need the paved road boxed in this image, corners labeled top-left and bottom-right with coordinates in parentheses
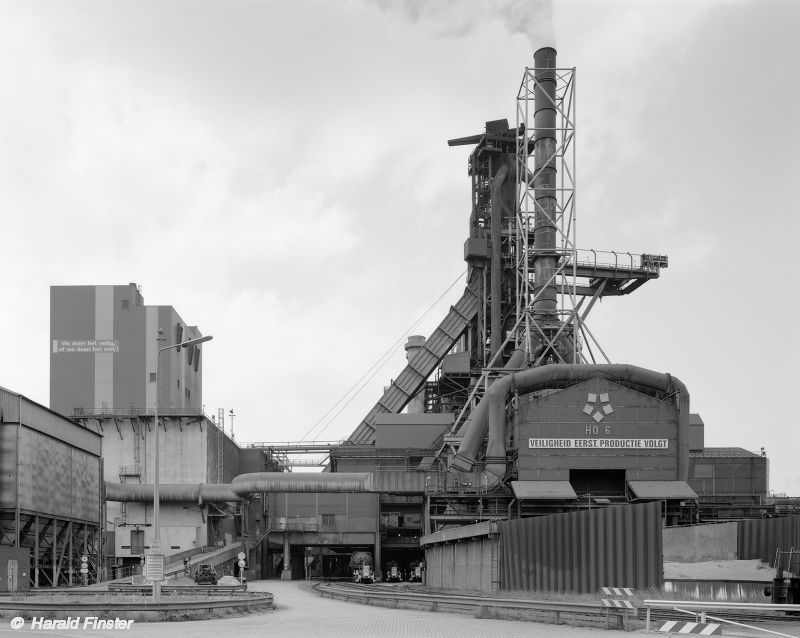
top-left (2, 580), bottom-right (798, 638)
top-left (0, 579), bottom-right (620, 638)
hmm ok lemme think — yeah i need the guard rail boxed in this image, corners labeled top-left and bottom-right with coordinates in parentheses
top-left (314, 582), bottom-right (609, 626)
top-left (0, 592), bottom-right (272, 613)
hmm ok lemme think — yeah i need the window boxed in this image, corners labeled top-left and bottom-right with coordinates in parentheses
top-left (177, 379), bottom-right (180, 389)
top-left (149, 373), bottom-right (156, 382)
top-left (130, 529), bottom-right (144, 555)
top-left (321, 514), bottom-right (336, 531)
top-left (694, 464), bottom-right (714, 479)
top-left (121, 299), bottom-right (130, 309)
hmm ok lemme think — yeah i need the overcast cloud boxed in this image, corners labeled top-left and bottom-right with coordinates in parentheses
top-left (1, 1), bottom-right (797, 492)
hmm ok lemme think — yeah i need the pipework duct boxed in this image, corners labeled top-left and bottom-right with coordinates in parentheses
top-left (104, 482), bottom-right (242, 504)
top-left (450, 364), bottom-right (690, 486)
top-left (532, 47), bottom-right (559, 330)
top-left (490, 163), bottom-right (509, 359)
top-left (105, 472), bottom-right (373, 503)
top-left (450, 347), bottom-right (524, 472)
top-left (231, 472), bottom-right (371, 496)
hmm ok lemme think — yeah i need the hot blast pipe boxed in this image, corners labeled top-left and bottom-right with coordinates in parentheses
top-left (105, 472), bottom-right (373, 503)
top-left (450, 347), bottom-right (524, 472)
top-left (104, 482), bottom-right (242, 504)
top-left (231, 472), bottom-right (371, 496)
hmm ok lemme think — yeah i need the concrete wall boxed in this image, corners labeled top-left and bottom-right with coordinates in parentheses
top-left (86, 416), bottom-right (212, 559)
top-left (50, 283), bottom-right (204, 416)
top-left (663, 522), bottom-right (738, 562)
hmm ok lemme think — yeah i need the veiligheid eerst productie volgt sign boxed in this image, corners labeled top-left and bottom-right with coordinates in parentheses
top-left (529, 438), bottom-right (669, 449)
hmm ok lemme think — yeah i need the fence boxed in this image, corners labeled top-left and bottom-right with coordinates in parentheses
top-left (500, 502), bottom-right (663, 593)
top-left (738, 515), bottom-right (800, 565)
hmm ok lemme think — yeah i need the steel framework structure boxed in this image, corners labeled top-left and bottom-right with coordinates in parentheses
top-left (515, 63), bottom-right (584, 366)
top-left (0, 511), bottom-right (100, 587)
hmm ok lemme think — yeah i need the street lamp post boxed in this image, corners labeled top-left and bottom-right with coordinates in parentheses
top-left (151, 334), bottom-right (213, 601)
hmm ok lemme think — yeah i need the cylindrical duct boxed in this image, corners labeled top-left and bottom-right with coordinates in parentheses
top-left (450, 347), bottom-right (524, 471)
top-left (231, 472), bottom-right (371, 496)
top-left (104, 482), bottom-right (242, 504)
top-left (450, 363), bottom-right (690, 488)
top-left (404, 335), bottom-right (427, 414)
top-left (490, 163), bottom-right (509, 359)
top-left (105, 472), bottom-right (374, 503)
top-left (532, 47), bottom-right (558, 327)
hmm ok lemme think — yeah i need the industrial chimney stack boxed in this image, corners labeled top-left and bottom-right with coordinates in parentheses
top-left (531, 47), bottom-right (560, 353)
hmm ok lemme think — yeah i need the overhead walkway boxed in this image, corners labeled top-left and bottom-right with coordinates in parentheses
top-left (347, 280), bottom-right (480, 445)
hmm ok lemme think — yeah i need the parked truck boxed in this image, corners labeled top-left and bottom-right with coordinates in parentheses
top-left (350, 551), bottom-right (374, 584)
top-left (408, 560), bottom-right (424, 583)
top-left (765, 548), bottom-right (800, 606)
top-left (385, 561), bottom-right (402, 583)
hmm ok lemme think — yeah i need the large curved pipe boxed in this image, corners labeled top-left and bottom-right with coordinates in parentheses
top-left (231, 472), bottom-right (371, 496)
top-left (450, 364), bottom-right (689, 486)
top-left (105, 472), bottom-right (373, 503)
top-left (450, 347), bottom-right (524, 472)
top-left (105, 482), bottom-right (242, 504)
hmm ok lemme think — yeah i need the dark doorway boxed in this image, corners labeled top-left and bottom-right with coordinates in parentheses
top-left (569, 469), bottom-right (626, 497)
top-left (130, 529), bottom-right (144, 555)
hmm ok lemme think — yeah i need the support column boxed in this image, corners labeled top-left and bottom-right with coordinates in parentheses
top-left (51, 518), bottom-right (57, 586)
top-left (281, 532), bottom-right (291, 580)
top-left (34, 515), bottom-right (39, 588)
top-left (83, 523), bottom-right (88, 585)
top-left (68, 521), bottom-right (73, 587)
top-left (374, 497), bottom-right (382, 581)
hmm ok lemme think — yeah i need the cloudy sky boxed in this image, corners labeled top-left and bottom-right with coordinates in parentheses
top-left (1, 0), bottom-right (797, 492)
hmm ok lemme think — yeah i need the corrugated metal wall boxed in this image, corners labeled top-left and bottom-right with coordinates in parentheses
top-left (18, 426), bottom-right (100, 521)
top-left (738, 515), bottom-right (800, 565)
top-left (500, 502), bottom-right (663, 593)
top-left (425, 536), bottom-right (498, 591)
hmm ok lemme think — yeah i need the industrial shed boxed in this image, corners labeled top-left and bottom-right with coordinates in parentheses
top-left (0, 386), bottom-right (102, 588)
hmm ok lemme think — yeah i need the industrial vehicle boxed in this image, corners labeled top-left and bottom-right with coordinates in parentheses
top-left (408, 561), bottom-right (423, 583)
top-left (385, 561), bottom-right (402, 582)
top-left (194, 563), bottom-right (219, 585)
top-left (350, 551), bottom-right (374, 584)
top-left (764, 548), bottom-right (800, 605)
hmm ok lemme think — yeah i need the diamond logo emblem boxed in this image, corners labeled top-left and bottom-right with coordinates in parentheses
top-left (583, 392), bottom-right (613, 422)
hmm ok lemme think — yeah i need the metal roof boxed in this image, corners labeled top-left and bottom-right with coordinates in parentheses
top-left (511, 480), bottom-right (578, 500)
top-left (689, 447), bottom-right (760, 458)
top-left (628, 481), bottom-right (698, 500)
top-left (420, 520), bottom-right (498, 546)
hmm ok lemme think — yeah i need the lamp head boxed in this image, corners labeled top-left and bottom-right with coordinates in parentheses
top-left (181, 335), bottom-right (213, 348)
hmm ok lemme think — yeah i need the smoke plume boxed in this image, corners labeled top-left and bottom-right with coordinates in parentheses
top-left (371, 0), bottom-right (555, 49)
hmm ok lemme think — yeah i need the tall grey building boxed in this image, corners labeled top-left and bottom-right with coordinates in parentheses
top-left (50, 282), bottom-right (204, 417)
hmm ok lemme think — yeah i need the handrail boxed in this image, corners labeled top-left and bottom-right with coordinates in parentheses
top-left (643, 599), bottom-right (800, 637)
top-left (643, 600), bottom-right (800, 611)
